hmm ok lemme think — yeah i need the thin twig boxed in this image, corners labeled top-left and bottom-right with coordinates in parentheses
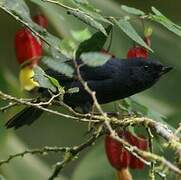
top-left (0, 90), bottom-right (97, 122)
top-left (0, 102), bottom-right (18, 112)
top-left (147, 127), bottom-right (156, 180)
top-left (0, 6), bottom-right (50, 46)
top-left (48, 132), bottom-right (102, 180)
top-left (0, 146), bottom-right (69, 166)
top-left (1, 88), bottom-right (181, 178)
top-left (72, 57), bottom-right (181, 178)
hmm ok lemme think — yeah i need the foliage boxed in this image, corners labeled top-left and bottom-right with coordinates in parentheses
top-left (0, 0), bottom-right (181, 180)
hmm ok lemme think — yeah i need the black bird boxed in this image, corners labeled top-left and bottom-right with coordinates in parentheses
top-left (5, 57), bottom-right (172, 129)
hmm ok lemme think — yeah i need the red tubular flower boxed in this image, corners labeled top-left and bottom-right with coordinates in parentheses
top-left (127, 46), bottom-right (148, 60)
top-left (33, 14), bottom-right (48, 28)
top-left (125, 131), bottom-right (148, 169)
top-left (127, 27), bottom-right (152, 60)
top-left (105, 134), bottom-right (130, 170)
top-left (15, 28), bottom-right (42, 65)
top-left (105, 130), bottom-right (148, 171)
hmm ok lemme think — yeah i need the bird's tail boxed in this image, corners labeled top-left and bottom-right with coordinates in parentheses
top-left (5, 107), bottom-right (43, 129)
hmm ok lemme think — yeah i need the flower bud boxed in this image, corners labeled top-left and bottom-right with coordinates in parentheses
top-left (33, 14), bottom-right (48, 28)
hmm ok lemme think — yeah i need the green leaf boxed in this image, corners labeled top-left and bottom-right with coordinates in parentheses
top-left (151, 15), bottom-right (181, 37)
top-left (151, 7), bottom-right (181, 37)
top-left (42, 56), bottom-right (74, 77)
top-left (41, 30), bottom-right (62, 50)
top-left (121, 5), bottom-right (145, 16)
top-left (46, 75), bottom-right (60, 88)
top-left (113, 18), bottom-right (152, 51)
top-left (71, 0), bottom-right (111, 24)
top-left (49, 48), bottom-right (69, 62)
top-left (76, 25), bottom-right (112, 58)
top-left (1, 0), bottom-right (63, 56)
top-left (127, 97), bottom-right (179, 134)
top-left (89, 11), bottom-right (111, 24)
top-left (71, 28), bottom-right (91, 42)
top-left (60, 39), bottom-right (76, 58)
top-left (46, 75), bottom-right (65, 94)
top-left (2, 0), bottom-right (31, 22)
top-left (80, 52), bottom-right (111, 67)
top-left (68, 10), bottom-right (107, 36)
top-left (33, 66), bottom-right (57, 92)
top-left (125, 97), bottom-right (148, 115)
top-left (67, 87), bottom-right (79, 94)
top-left (74, 0), bottom-right (89, 4)
top-left (151, 6), bottom-right (163, 16)
top-left (71, 0), bottom-right (100, 13)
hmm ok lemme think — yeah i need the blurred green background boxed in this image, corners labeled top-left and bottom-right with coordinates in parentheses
top-left (0, 0), bottom-right (181, 179)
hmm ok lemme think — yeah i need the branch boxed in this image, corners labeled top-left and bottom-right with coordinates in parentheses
top-left (48, 132), bottom-right (102, 180)
top-left (72, 57), bottom-right (181, 178)
top-left (0, 6), bottom-right (51, 46)
top-left (1, 1), bottom-right (181, 179)
top-left (147, 127), bottom-right (156, 180)
top-left (0, 90), bottom-right (89, 122)
top-left (0, 146), bottom-right (69, 166)
top-left (116, 117), bottom-right (181, 159)
top-left (1, 88), bottom-right (181, 178)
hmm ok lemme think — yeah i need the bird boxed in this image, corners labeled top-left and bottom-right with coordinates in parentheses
top-left (5, 57), bottom-right (173, 129)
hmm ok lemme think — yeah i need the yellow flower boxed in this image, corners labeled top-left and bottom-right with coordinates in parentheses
top-left (19, 66), bottom-right (39, 91)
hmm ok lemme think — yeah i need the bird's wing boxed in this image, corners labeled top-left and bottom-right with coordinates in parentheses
top-left (45, 69), bottom-right (74, 85)
top-left (79, 58), bottom-right (120, 81)
top-left (45, 58), bottom-right (120, 84)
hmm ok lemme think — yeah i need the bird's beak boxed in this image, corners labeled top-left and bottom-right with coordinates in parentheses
top-left (160, 66), bottom-right (173, 75)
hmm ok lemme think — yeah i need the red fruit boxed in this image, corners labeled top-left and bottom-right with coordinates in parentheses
top-left (33, 14), bottom-right (48, 28)
top-left (127, 47), bottom-right (148, 60)
top-left (105, 135), bottom-right (130, 170)
top-left (101, 49), bottom-right (115, 58)
top-left (15, 28), bottom-right (42, 65)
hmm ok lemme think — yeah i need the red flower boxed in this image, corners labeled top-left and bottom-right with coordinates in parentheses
top-left (127, 46), bottom-right (148, 60)
top-left (127, 28), bottom-right (152, 60)
top-left (105, 131), bottom-right (148, 170)
top-left (15, 28), bottom-right (42, 65)
top-left (125, 131), bottom-right (148, 169)
top-left (105, 134), bottom-right (130, 170)
top-left (33, 14), bottom-right (48, 28)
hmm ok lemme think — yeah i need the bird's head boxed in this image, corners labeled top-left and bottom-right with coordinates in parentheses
top-left (125, 58), bottom-right (173, 89)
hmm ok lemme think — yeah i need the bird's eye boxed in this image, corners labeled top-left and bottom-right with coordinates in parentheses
top-left (144, 65), bottom-right (149, 70)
